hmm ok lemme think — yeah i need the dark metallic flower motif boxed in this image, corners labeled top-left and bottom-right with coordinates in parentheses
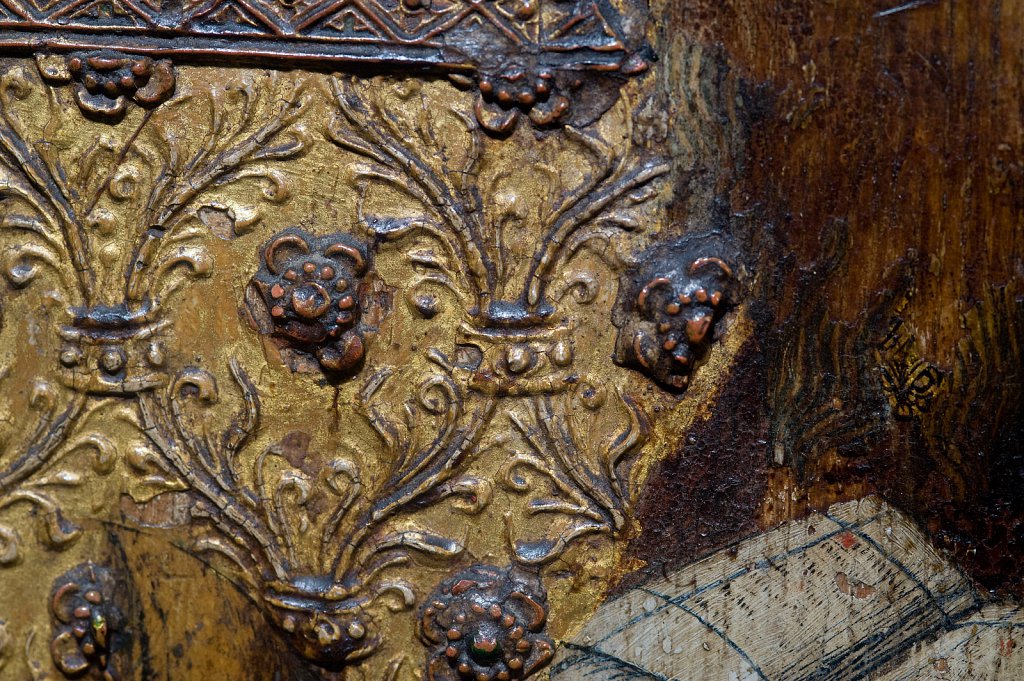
top-left (465, 44), bottom-right (649, 134)
top-left (421, 565), bottom-right (554, 681)
top-left (49, 563), bottom-right (125, 681)
top-left (613, 234), bottom-right (737, 391)
top-left (248, 228), bottom-right (370, 376)
top-left (36, 51), bottom-right (175, 120)
top-left (473, 66), bottom-right (570, 134)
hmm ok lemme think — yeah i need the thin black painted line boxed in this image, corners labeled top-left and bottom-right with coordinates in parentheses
top-left (820, 510), bottom-right (985, 680)
top-left (552, 642), bottom-right (670, 680)
top-left (951, 617), bottom-right (1022, 630)
top-left (813, 602), bottom-right (940, 680)
top-left (592, 511), bottom-right (885, 649)
top-left (826, 510), bottom-right (979, 627)
top-left (669, 511), bottom-right (885, 607)
top-left (641, 586), bottom-right (770, 681)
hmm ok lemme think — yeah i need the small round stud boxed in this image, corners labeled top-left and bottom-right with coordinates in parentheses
top-left (60, 345), bottom-right (83, 368)
top-left (347, 621), bottom-right (366, 640)
top-left (506, 345), bottom-right (534, 374)
top-left (99, 347), bottom-right (126, 375)
top-left (147, 341), bottom-right (166, 367)
top-left (550, 341), bottom-right (573, 367)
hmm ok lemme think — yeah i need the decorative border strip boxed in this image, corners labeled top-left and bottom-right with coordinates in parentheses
top-left (0, 0), bottom-right (638, 71)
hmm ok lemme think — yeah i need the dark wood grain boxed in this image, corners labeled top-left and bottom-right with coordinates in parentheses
top-left (631, 0), bottom-right (1024, 597)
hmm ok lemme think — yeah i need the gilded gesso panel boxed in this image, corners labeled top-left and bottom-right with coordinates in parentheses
top-left (0, 0), bottom-right (754, 672)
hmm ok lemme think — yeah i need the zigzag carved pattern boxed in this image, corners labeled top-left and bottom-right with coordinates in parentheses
top-left (0, 0), bottom-right (631, 71)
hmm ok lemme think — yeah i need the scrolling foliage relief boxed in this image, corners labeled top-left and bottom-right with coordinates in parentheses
top-left (0, 55), bottom-right (740, 679)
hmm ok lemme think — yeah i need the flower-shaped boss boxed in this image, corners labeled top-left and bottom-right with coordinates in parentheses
top-left (613, 233), bottom-right (737, 391)
top-left (49, 563), bottom-right (125, 681)
top-left (248, 228), bottom-right (371, 376)
top-left (36, 51), bottom-right (175, 120)
top-left (421, 565), bottom-right (554, 681)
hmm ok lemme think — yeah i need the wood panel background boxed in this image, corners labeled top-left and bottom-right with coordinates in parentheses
top-left (630, 0), bottom-right (1024, 599)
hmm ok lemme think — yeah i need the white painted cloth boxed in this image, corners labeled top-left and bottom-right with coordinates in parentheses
top-left (553, 497), bottom-right (1023, 680)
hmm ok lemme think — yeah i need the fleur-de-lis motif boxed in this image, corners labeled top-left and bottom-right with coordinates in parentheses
top-left (878, 316), bottom-right (943, 420)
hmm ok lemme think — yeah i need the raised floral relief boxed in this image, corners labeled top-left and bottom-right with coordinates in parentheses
top-left (0, 54), bottom-right (741, 679)
top-left (613, 234), bottom-right (738, 391)
top-left (49, 563), bottom-right (126, 681)
top-left (36, 52), bottom-right (176, 120)
top-left (472, 66), bottom-right (569, 134)
top-left (0, 62), bottom-right (322, 668)
top-left (421, 565), bottom-right (554, 681)
top-left (248, 228), bottom-right (373, 376)
top-left (0, 0), bottom-right (652, 133)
